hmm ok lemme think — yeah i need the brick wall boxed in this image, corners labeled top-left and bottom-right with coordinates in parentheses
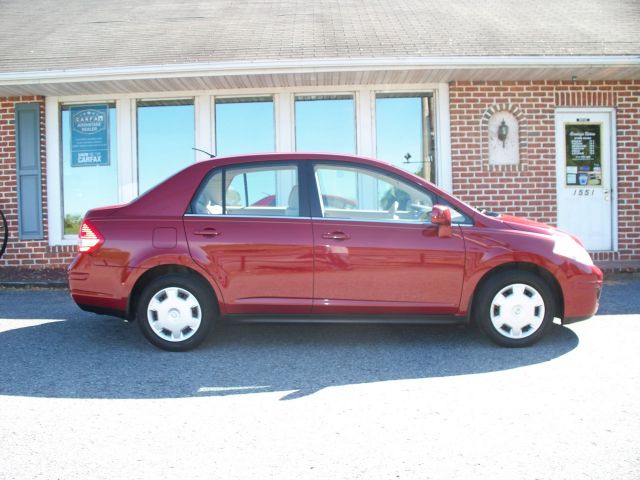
top-left (0, 96), bottom-right (75, 269)
top-left (449, 80), bottom-right (640, 261)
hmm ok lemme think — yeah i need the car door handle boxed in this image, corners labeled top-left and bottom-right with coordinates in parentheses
top-left (193, 228), bottom-right (221, 237)
top-left (322, 231), bottom-right (350, 240)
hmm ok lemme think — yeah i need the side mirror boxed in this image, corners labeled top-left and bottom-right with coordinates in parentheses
top-left (431, 205), bottom-right (452, 238)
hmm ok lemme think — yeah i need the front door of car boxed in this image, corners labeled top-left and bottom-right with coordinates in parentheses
top-left (310, 162), bottom-right (466, 315)
top-left (184, 162), bottom-right (313, 314)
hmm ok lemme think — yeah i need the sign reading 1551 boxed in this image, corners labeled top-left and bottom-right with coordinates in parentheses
top-left (70, 105), bottom-right (110, 167)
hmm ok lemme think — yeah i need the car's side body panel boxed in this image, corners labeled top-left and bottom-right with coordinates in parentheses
top-left (184, 215), bottom-right (314, 315)
top-left (311, 220), bottom-right (466, 315)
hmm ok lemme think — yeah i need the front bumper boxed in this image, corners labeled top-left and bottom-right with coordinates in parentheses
top-left (561, 264), bottom-right (603, 324)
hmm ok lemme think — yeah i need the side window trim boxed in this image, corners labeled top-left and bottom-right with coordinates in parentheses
top-left (221, 168), bottom-right (227, 215)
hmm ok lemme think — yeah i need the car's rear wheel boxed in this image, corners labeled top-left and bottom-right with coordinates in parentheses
top-left (475, 270), bottom-right (554, 347)
top-left (136, 274), bottom-right (216, 351)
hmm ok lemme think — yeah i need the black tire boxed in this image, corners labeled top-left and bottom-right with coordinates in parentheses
top-left (474, 270), bottom-right (554, 347)
top-left (0, 210), bottom-right (8, 259)
top-left (136, 274), bottom-right (217, 351)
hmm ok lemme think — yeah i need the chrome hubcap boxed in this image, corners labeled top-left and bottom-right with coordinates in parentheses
top-left (147, 287), bottom-right (202, 342)
top-left (490, 283), bottom-right (545, 339)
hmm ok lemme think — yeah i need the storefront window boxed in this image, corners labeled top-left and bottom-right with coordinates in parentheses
top-left (61, 104), bottom-right (118, 235)
top-left (376, 93), bottom-right (435, 181)
top-left (215, 97), bottom-right (275, 156)
top-left (295, 95), bottom-right (355, 154)
top-left (137, 99), bottom-right (195, 194)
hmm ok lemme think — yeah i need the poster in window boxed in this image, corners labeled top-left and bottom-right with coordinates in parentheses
top-left (70, 105), bottom-right (110, 167)
top-left (564, 124), bottom-right (601, 186)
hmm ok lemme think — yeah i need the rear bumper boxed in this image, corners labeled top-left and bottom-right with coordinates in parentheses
top-left (561, 264), bottom-right (603, 324)
top-left (68, 254), bottom-right (130, 318)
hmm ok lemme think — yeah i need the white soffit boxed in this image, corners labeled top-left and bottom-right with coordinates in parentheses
top-left (0, 56), bottom-right (638, 96)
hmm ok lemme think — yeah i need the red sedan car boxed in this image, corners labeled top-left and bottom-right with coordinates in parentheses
top-left (68, 153), bottom-right (602, 351)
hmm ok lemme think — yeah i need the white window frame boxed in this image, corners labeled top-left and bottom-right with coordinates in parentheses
top-left (45, 83), bottom-right (452, 245)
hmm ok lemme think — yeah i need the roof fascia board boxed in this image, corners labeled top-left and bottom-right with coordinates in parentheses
top-left (1, 55), bottom-right (638, 86)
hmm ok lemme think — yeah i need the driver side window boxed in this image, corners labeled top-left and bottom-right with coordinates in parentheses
top-left (313, 164), bottom-right (434, 222)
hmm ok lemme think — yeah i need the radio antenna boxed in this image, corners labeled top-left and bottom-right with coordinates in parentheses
top-left (192, 147), bottom-right (216, 158)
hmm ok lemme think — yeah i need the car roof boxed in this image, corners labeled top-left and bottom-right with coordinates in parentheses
top-left (122, 152), bottom-right (479, 221)
top-left (199, 151), bottom-right (390, 168)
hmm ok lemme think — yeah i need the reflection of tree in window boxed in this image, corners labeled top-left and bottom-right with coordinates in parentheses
top-left (376, 93), bottom-right (435, 182)
top-left (380, 187), bottom-right (410, 210)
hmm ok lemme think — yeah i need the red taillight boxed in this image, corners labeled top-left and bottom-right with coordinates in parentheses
top-left (78, 220), bottom-right (104, 254)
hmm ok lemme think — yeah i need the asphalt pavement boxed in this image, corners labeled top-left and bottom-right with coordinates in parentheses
top-left (0, 276), bottom-right (639, 479)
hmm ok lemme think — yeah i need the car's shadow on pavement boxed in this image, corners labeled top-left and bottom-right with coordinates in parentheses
top-left (0, 290), bottom-right (579, 400)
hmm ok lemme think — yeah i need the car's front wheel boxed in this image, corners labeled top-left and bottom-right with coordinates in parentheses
top-left (136, 274), bottom-right (216, 351)
top-left (475, 270), bottom-right (554, 347)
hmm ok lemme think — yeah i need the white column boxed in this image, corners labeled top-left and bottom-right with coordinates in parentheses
top-left (195, 95), bottom-right (214, 160)
top-left (116, 98), bottom-right (137, 203)
top-left (275, 93), bottom-right (294, 152)
top-left (45, 96), bottom-right (64, 244)
top-left (435, 82), bottom-right (453, 193)
top-left (356, 88), bottom-right (375, 157)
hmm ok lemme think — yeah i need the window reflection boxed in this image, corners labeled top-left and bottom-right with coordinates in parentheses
top-left (61, 104), bottom-right (118, 235)
top-left (376, 93), bottom-right (435, 181)
top-left (295, 95), bottom-right (355, 154)
top-left (137, 99), bottom-right (195, 194)
top-left (191, 165), bottom-right (299, 217)
top-left (215, 97), bottom-right (275, 156)
top-left (314, 164), bottom-right (434, 222)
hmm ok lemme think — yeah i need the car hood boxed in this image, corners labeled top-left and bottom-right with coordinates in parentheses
top-left (495, 213), bottom-right (589, 248)
top-left (498, 214), bottom-right (560, 236)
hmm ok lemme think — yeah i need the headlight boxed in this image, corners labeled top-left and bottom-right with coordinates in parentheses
top-left (553, 234), bottom-right (594, 266)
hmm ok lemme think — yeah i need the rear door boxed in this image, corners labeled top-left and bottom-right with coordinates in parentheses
top-left (184, 162), bottom-right (313, 314)
top-left (310, 162), bottom-right (466, 315)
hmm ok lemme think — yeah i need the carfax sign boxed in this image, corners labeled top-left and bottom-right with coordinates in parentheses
top-left (70, 105), bottom-right (110, 167)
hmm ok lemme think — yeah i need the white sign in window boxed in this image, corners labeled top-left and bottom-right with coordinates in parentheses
top-left (61, 104), bottom-right (118, 235)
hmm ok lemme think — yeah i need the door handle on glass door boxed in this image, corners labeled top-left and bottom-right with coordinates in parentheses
top-left (193, 228), bottom-right (220, 237)
top-left (322, 231), bottom-right (350, 240)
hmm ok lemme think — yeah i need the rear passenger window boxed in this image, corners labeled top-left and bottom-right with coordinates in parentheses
top-left (191, 164), bottom-right (300, 217)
